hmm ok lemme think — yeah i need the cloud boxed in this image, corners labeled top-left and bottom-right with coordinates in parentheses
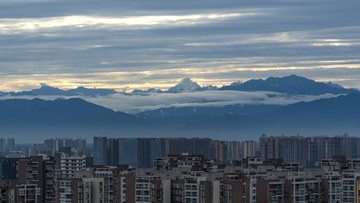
top-left (0, 0), bottom-right (359, 91)
top-left (0, 90), bottom-right (340, 114)
top-left (0, 13), bottom-right (253, 34)
top-left (84, 91), bottom-right (339, 114)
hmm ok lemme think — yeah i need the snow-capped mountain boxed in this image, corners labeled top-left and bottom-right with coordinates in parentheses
top-left (167, 78), bottom-right (201, 93)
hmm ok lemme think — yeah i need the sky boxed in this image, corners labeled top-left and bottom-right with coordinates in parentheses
top-left (1, 0), bottom-right (360, 92)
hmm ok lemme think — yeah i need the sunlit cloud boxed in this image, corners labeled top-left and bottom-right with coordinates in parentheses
top-left (1, 57), bottom-right (360, 92)
top-left (0, 13), bottom-right (254, 34)
top-left (185, 31), bottom-right (360, 49)
top-left (184, 32), bottom-right (307, 47)
top-left (311, 42), bottom-right (359, 47)
top-left (0, 0), bottom-right (359, 92)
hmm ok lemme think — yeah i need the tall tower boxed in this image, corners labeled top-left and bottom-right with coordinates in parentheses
top-left (6, 138), bottom-right (15, 151)
top-left (0, 138), bottom-right (5, 153)
top-left (242, 140), bottom-right (257, 158)
top-left (93, 137), bottom-right (107, 166)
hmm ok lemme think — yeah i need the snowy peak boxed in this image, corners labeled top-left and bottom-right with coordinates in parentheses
top-left (229, 81), bottom-right (242, 87)
top-left (178, 78), bottom-right (200, 90)
top-left (168, 78), bottom-right (201, 93)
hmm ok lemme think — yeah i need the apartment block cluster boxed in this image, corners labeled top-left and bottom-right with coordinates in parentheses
top-left (0, 138), bottom-right (88, 202)
top-left (93, 137), bottom-right (257, 168)
top-left (3, 153), bottom-right (360, 202)
top-left (28, 138), bottom-right (87, 157)
top-left (0, 138), bottom-right (15, 155)
top-left (259, 134), bottom-right (360, 167)
top-left (2, 135), bottom-right (360, 202)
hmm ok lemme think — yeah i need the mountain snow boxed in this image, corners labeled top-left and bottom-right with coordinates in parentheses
top-left (168, 78), bottom-right (201, 93)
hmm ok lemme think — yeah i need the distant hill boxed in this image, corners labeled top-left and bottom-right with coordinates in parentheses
top-left (176, 93), bottom-right (360, 138)
top-left (4, 84), bottom-right (117, 97)
top-left (0, 98), bottom-right (135, 125)
top-left (138, 104), bottom-right (282, 117)
top-left (220, 75), bottom-right (357, 95)
top-left (2, 90), bottom-right (360, 142)
top-left (0, 98), bottom-right (149, 142)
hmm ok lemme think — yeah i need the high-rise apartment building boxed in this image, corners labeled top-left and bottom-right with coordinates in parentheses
top-left (280, 136), bottom-right (299, 163)
top-left (17, 155), bottom-right (56, 203)
top-left (107, 138), bottom-right (121, 166)
top-left (54, 153), bottom-right (86, 178)
top-left (0, 138), bottom-right (5, 153)
top-left (212, 140), bottom-right (226, 163)
top-left (93, 137), bottom-right (107, 166)
top-left (259, 134), bottom-right (360, 167)
top-left (6, 138), bottom-right (15, 152)
top-left (242, 140), bottom-right (256, 158)
top-left (226, 140), bottom-right (242, 161)
top-left (138, 138), bottom-right (166, 168)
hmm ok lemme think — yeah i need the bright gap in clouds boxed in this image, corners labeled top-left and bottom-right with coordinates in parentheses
top-left (0, 58), bottom-right (359, 92)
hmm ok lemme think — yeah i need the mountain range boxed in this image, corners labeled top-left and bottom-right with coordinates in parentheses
top-left (138, 104), bottom-right (283, 117)
top-left (0, 84), bottom-right (117, 97)
top-left (1, 93), bottom-right (360, 142)
top-left (0, 75), bottom-right (357, 97)
top-left (220, 75), bottom-right (357, 95)
top-left (131, 75), bottom-right (358, 95)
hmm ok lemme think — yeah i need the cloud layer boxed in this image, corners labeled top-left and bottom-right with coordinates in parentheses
top-left (0, 91), bottom-right (339, 114)
top-left (0, 0), bottom-right (359, 91)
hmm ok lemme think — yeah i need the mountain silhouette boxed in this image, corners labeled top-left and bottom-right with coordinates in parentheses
top-left (175, 93), bottom-right (360, 139)
top-left (7, 84), bottom-right (117, 97)
top-left (0, 98), bottom-right (147, 142)
top-left (1, 90), bottom-right (360, 142)
top-left (138, 104), bottom-right (282, 117)
top-left (220, 75), bottom-right (357, 95)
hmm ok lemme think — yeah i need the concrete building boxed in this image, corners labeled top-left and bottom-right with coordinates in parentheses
top-left (93, 137), bottom-right (107, 166)
top-left (17, 155), bottom-right (56, 203)
top-left (107, 138), bottom-right (121, 166)
top-left (0, 138), bottom-right (5, 153)
top-left (242, 140), bottom-right (256, 158)
top-left (54, 153), bottom-right (86, 178)
top-left (51, 154), bottom-right (360, 203)
top-left (6, 138), bottom-right (15, 152)
top-left (226, 141), bottom-right (242, 161)
top-left (18, 184), bottom-right (42, 203)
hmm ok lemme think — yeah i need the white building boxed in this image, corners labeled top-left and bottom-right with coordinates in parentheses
top-left (55, 153), bottom-right (86, 178)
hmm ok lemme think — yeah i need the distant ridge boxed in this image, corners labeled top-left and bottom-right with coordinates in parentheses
top-left (1, 84), bottom-right (117, 97)
top-left (220, 75), bottom-right (357, 95)
top-left (131, 75), bottom-right (357, 95)
top-left (1, 93), bottom-right (360, 142)
top-left (138, 104), bottom-right (282, 117)
top-left (176, 93), bottom-right (360, 138)
top-left (0, 98), bottom-right (148, 142)
top-left (0, 98), bottom-right (136, 125)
